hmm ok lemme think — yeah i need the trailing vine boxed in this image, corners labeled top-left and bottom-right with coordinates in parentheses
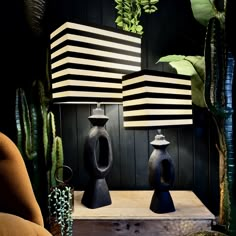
top-left (115, 0), bottom-right (159, 35)
top-left (140, 0), bottom-right (159, 13)
top-left (48, 186), bottom-right (73, 236)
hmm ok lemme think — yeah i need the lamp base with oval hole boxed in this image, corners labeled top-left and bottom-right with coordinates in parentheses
top-left (81, 103), bottom-right (113, 209)
top-left (148, 129), bottom-right (176, 214)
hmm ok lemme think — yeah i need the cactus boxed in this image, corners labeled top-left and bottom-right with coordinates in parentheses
top-left (15, 86), bottom-right (43, 194)
top-left (15, 79), bottom-right (65, 219)
top-left (47, 111), bottom-right (64, 188)
top-left (15, 88), bottom-right (34, 160)
top-left (204, 15), bottom-right (235, 234)
top-left (51, 136), bottom-right (64, 187)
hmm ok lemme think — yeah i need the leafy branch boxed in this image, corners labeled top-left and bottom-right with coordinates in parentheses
top-left (115, 0), bottom-right (159, 35)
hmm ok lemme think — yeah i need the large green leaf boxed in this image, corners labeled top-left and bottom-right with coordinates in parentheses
top-left (184, 56), bottom-right (205, 83)
top-left (157, 55), bottom-right (206, 108)
top-left (157, 55), bottom-right (186, 63)
top-left (190, 0), bottom-right (216, 27)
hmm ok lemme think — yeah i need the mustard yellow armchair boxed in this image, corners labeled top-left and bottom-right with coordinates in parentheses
top-left (0, 132), bottom-right (51, 235)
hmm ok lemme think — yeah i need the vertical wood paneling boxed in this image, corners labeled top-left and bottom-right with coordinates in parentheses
top-left (134, 130), bottom-right (149, 189)
top-left (76, 105), bottom-right (91, 189)
top-left (119, 105), bottom-right (136, 189)
top-left (148, 129), bottom-right (157, 158)
top-left (87, 0), bottom-right (102, 24)
top-left (105, 105), bottom-right (121, 189)
top-left (163, 128), bottom-right (179, 189)
top-left (72, 0), bottom-right (88, 22)
top-left (60, 104), bottom-right (79, 188)
top-left (178, 127), bottom-right (194, 189)
top-left (141, 14), bottom-right (148, 69)
top-left (146, 12), bottom-right (162, 69)
top-left (193, 108), bottom-right (210, 207)
top-left (102, 0), bottom-right (116, 28)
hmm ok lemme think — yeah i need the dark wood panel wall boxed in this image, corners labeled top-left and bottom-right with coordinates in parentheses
top-left (49, 0), bottom-right (219, 215)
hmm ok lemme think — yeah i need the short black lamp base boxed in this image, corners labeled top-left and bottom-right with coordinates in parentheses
top-left (148, 129), bottom-right (175, 214)
top-left (81, 178), bottom-right (111, 209)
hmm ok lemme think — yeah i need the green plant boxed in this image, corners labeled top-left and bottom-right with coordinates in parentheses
top-left (204, 14), bottom-right (235, 235)
top-left (157, 0), bottom-right (235, 234)
top-left (115, 0), bottom-right (159, 35)
top-left (48, 186), bottom-right (73, 236)
top-left (157, 55), bottom-right (206, 108)
top-left (15, 79), bottom-right (65, 217)
top-left (15, 81), bottom-right (48, 197)
top-left (47, 111), bottom-right (64, 189)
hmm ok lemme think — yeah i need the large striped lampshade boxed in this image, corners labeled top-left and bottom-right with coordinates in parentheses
top-left (122, 70), bottom-right (193, 128)
top-left (50, 21), bottom-right (141, 104)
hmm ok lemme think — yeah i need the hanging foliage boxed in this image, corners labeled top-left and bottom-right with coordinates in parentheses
top-left (115, 0), bottom-right (159, 35)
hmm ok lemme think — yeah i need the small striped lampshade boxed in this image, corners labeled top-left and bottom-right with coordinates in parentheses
top-left (122, 70), bottom-right (193, 128)
top-left (50, 21), bottom-right (141, 104)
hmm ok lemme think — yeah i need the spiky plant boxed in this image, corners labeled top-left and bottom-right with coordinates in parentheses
top-left (15, 79), bottom-right (65, 222)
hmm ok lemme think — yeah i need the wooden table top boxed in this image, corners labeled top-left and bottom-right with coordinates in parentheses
top-left (72, 190), bottom-right (215, 221)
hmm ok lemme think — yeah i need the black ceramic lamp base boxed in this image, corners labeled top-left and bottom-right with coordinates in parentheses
top-left (82, 104), bottom-right (113, 209)
top-left (149, 130), bottom-right (176, 214)
top-left (81, 178), bottom-right (111, 209)
top-left (150, 190), bottom-right (175, 213)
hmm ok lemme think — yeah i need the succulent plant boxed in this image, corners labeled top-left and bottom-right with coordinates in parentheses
top-left (48, 185), bottom-right (73, 236)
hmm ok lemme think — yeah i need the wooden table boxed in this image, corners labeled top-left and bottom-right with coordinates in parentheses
top-left (72, 190), bottom-right (215, 236)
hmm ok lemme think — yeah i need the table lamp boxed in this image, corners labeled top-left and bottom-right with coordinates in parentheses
top-left (122, 69), bottom-right (193, 213)
top-left (50, 21), bottom-right (141, 208)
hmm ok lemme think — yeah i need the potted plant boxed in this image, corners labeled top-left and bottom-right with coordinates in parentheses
top-left (48, 166), bottom-right (74, 236)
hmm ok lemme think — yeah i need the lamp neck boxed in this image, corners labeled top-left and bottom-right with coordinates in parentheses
top-left (88, 105), bottom-right (109, 126)
top-left (150, 130), bottom-right (170, 149)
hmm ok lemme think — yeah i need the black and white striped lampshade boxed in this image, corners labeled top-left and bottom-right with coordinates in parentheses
top-left (122, 70), bottom-right (193, 128)
top-left (50, 21), bottom-right (141, 104)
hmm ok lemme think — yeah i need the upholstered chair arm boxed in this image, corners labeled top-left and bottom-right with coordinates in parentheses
top-left (0, 132), bottom-right (44, 227)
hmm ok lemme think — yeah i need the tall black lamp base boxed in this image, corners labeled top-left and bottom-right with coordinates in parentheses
top-left (81, 103), bottom-right (113, 209)
top-left (150, 190), bottom-right (175, 213)
top-left (81, 178), bottom-right (111, 209)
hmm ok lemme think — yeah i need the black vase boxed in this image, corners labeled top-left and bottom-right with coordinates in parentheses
top-left (81, 105), bottom-right (113, 209)
top-left (148, 131), bottom-right (175, 213)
